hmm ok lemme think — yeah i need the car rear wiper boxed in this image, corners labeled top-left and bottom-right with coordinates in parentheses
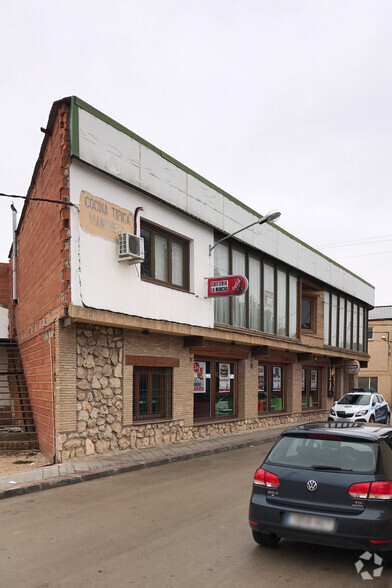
top-left (311, 464), bottom-right (353, 471)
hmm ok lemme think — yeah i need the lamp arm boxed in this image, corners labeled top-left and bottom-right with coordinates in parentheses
top-left (209, 217), bottom-right (268, 256)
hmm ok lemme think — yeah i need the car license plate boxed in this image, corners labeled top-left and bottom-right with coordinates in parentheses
top-left (284, 512), bottom-right (336, 532)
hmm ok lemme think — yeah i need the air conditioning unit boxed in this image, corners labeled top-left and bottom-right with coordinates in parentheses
top-left (118, 233), bottom-right (145, 264)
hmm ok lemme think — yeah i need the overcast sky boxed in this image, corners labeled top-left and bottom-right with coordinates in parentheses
top-left (1, 0), bottom-right (391, 305)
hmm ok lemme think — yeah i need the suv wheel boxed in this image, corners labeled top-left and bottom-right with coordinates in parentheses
top-left (369, 415), bottom-right (375, 423)
top-left (252, 529), bottom-right (281, 547)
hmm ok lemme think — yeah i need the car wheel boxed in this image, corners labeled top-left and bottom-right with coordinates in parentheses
top-left (369, 415), bottom-right (375, 423)
top-left (252, 529), bottom-right (281, 547)
top-left (385, 413), bottom-right (391, 425)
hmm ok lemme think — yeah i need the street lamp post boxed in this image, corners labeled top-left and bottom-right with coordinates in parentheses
top-left (381, 335), bottom-right (391, 356)
top-left (209, 210), bottom-right (281, 256)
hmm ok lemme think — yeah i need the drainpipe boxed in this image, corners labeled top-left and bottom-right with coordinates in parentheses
top-left (11, 203), bottom-right (18, 304)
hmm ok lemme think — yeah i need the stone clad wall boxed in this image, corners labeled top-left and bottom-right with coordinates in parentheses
top-left (57, 324), bottom-right (125, 460)
top-left (56, 322), bottom-right (329, 462)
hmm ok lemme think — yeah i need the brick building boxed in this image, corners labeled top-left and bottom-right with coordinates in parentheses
top-left (1, 97), bottom-right (375, 461)
top-left (358, 306), bottom-right (392, 406)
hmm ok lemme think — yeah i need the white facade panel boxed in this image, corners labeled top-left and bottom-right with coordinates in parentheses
top-left (79, 109), bottom-right (141, 187)
top-left (222, 197), bottom-right (255, 236)
top-left (276, 232), bottom-right (299, 269)
top-left (0, 307), bottom-right (8, 338)
top-left (314, 255), bottom-right (332, 285)
top-left (186, 174), bottom-right (224, 228)
top-left (70, 161), bottom-right (215, 327)
top-left (140, 147), bottom-right (187, 206)
top-left (297, 243), bottom-right (316, 278)
top-left (76, 104), bottom-right (375, 306)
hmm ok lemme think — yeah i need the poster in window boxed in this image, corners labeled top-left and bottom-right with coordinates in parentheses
top-left (218, 363), bottom-right (230, 394)
top-left (258, 366), bottom-right (265, 392)
top-left (310, 369), bottom-right (318, 391)
top-left (272, 367), bottom-right (281, 392)
top-left (194, 361), bottom-right (206, 393)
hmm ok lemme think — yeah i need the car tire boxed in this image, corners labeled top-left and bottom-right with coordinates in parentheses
top-left (381, 550), bottom-right (392, 567)
top-left (369, 416), bottom-right (375, 423)
top-left (385, 413), bottom-right (391, 425)
top-left (252, 529), bottom-right (281, 547)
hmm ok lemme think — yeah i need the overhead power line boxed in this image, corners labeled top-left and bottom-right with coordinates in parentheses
top-left (335, 250), bottom-right (392, 260)
top-left (317, 234), bottom-right (392, 248)
top-left (0, 193), bottom-right (78, 208)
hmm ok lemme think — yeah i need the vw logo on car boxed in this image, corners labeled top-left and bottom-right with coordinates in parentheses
top-left (307, 479), bottom-right (318, 492)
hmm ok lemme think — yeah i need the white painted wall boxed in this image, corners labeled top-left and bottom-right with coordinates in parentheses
top-left (70, 160), bottom-right (215, 327)
top-left (0, 306), bottom-right (9, 338)
top-left (77, 106), bottom-right (375, 306)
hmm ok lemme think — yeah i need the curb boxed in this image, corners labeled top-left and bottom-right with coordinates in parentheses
top-left (0, 432), bottom-right (280, 500)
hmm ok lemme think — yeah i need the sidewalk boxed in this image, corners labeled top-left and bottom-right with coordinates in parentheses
top-left (0, 424), bottom-right (288, 500)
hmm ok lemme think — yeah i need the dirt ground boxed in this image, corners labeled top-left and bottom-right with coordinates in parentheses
top-left (0, 450), bottom-right (52, 476)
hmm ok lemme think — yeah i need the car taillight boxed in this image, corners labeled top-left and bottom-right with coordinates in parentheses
top-left (368, 481), bottom-right (392, 499)
top-left (253, 468), bottom-right (280, 488)
top-left (348, 481), bottom-right (392, 500)
top-left (348, 482), bottom-right (370, 498)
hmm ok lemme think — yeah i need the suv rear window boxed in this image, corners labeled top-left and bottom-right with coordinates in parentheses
top-left (267, 436), bottom-right (377, 472)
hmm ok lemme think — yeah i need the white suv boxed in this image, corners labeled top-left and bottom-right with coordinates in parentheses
top-left (328, 389), bottom-right (390, 424)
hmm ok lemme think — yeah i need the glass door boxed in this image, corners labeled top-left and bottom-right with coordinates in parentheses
top-left (194, 359), bottom-right (236, 420)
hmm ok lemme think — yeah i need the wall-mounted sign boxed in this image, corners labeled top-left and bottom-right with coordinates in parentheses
top-left (345, 360), bottom-right (360, 375)
top-left (207, 275), bottom-right (248, 297)
top-left (80, 191), bottom-right (134, 240)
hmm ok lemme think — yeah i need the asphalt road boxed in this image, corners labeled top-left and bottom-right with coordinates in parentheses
top-left (1, 443), bottom-right (391, 588)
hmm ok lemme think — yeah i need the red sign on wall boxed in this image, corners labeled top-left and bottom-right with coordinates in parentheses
top-left (207, 275), bottom-right (249, 297)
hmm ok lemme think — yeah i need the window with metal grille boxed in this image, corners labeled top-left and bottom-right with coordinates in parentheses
top-left (133, 366), bottom-right (172, 421)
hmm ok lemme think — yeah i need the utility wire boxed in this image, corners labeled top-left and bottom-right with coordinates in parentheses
top-left (317, 234), bottom-right (392, 248)
top-left (335, 250), bottom-right (392, 260)
top-left (0, 192), bottom-right (78, 208)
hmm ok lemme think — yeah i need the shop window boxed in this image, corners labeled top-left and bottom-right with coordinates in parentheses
top-left (133, 366), bottom-right (172, 421)
top-left (258, 364), bottom-right (285, 413)
top-left (193, 360), bottom-right (236, 420)
top-left (302, 367), bottom-right (320, 409)
top-left (141, 222), bottom-right (189, 290)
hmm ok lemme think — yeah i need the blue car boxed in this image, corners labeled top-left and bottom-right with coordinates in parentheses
top-left (249, 422), bottom-right (392, 565)
top-left (328, 389), bottom-right (390, 424)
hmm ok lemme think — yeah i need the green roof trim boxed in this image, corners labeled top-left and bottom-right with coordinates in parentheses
top-left (69, 96), bottom-right (374, 290)
top-left (70, 96), bottom-right (80, 158)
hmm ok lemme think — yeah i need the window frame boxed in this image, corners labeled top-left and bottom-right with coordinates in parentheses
top-left (257, 363), bottom-right (286, 414)
top-left (213, 236), bottom-right (298, 339)
top-left (302, 366), bottom-right (321, 410)
top-left (140, 220), bottom-right (190, 291)
top-left (193, 358), bottom-right (238, 421)
top-left (133, 365), bottom-right (173, 422)
top-left (324, 289), bottom-right (369, 353)
top-left (301, 295), bottom-right (317, 332)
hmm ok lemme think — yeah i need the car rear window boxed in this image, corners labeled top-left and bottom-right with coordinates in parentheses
top-left (267, 436), bottom-right (377, 472)
top-left (338, 394), bottom-right (369, 405)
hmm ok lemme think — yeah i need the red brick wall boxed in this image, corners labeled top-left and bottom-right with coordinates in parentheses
top-left (11, 103), bottom-right (71, 457)
top-left (21, 330), bottom-right (56, 453)
top-left (0, 263), bottom-right (10, 308)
